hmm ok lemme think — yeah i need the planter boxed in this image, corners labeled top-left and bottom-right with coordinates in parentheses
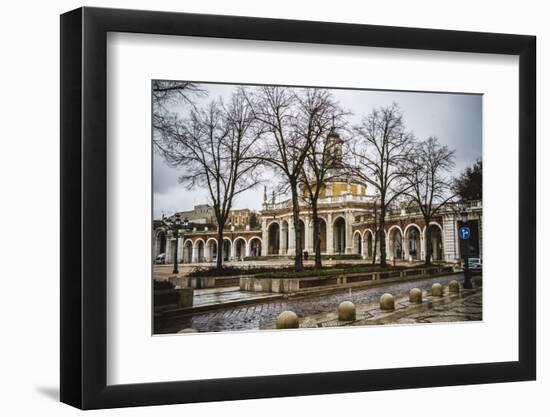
top-left (154, 287), bottom-right (194, 308)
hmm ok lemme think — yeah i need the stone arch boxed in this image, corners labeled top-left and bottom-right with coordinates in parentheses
top-left (423, 222), bottom-right (444, 261)
top-left (362, 229), bottom-right (374, 258)
top-left (233, 237), bottom-right (247, 261)
top-left (333, 216), bottom-right (346, 254)
top-left (310, 216), bottom-right (327, 253)
top-left (205, 238), bottom-right (218, 262)
top-left (248, 237), bottom-right (262, 257)
top-left (387, 225), bottom-right (404, 260)
top-left (267, 222), bottom-right (280, 255)
top-left (183, 239), bottom-right (193, 263)
top-left (222, 238), bottom-right (232, 261)
top-left (297, 218), bottom-right (306, 254)
top-left (193, 238), bottom-right (205, 263)
top-left (153, 229), bottom-right (167, 259)
top-left (404, 223), bottom-right (422, 261)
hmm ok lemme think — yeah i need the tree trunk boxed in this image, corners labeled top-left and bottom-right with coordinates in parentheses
top-left (311, 199), bottom-right (322, 269)
top-left (290, 186), bottom-right (303, 272)
top-left (379, 206), bottom-right (387, 267)
top-left (424, 217), bottom-right (432, 266)
top-left (216, 223), bottom-right (224, 271)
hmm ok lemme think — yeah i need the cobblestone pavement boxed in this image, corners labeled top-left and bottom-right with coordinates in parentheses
top-left (154, 273), bottom-right (469, 334)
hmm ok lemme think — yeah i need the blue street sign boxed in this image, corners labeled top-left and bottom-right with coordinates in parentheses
top-left (459, 226), bottom-right (470, 240)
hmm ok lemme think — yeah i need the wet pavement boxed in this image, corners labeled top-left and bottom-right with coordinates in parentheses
top-left (391, 291), bottom-right (482, 324)
top-left (191, 287), bottom-right (277, 307)
top-left (154, 273), bottom-right (473, 334)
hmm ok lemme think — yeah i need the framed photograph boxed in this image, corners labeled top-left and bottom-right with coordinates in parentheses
top-left (60, 6), bottom-right (536, 409)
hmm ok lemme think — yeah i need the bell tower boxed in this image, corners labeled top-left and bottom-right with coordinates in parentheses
top-left (326, 126), bottom-right (343, 169)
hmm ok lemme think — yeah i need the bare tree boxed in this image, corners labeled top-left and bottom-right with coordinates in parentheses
top-left (403, 136), bottom-right (456, 266)
top-left (154, 88), bottom-right (262, 270)
top-left (350, 103), bottom-right (414, 267)
top-left (152, 81), bottom-right (206, 150)
top-left (247, 86), bottom-right (332, 272)
top-left (298, 91), bottom-right (347, 269)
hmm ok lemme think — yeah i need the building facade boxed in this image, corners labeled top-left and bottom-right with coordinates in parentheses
top-left (153, 132), bottom-right (482, 265)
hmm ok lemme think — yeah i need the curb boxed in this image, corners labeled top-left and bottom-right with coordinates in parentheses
top-left (156, 271), bottom-right (466, 319)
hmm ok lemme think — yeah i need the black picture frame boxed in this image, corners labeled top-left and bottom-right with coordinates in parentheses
top-left (60, 6), bottom-right (536, 410)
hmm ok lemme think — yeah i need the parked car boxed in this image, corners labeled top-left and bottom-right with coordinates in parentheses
top-left (465, 257), bottom-right (482, 272)
top-left (155, 253), bottom-right (166, 264)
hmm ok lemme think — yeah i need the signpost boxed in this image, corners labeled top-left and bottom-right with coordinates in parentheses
top-left (460, 225), bottom-right (473, 289)
top-left (459, 226), bottom-right (470, 240)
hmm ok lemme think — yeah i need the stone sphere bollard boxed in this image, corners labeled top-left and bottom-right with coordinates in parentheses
top-left (380, 293), bottom-right (395, 310)
top-left (431, 283), bottom-right (443, 297)
top-left (178, 328), bottom-right (198, 333)
top-left (409, 288), bottom-right (423, 304)
top-left (276, 311), bottom-right (299, 329)
top-left (338, 301), bottom-right (356, 321)
top-left (449, 280), bottom-right (460, 294)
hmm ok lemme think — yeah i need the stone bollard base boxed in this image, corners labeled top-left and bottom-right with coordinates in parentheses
top-left (338, 301), bottom-right (356, 321)
top-left (431, 283), bottom-right (443, 297)
top-left (276, 311), bottom-right (299, 329)
top-left (409, 288), bottom-right (422, 303)
top-left (380, 293), bottom-right (395, 310)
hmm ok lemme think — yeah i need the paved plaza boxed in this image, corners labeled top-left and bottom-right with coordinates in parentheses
top-left (154, 273), bottom-right (481, 334)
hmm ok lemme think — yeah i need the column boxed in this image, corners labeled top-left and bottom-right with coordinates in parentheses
top-left (205, 241), bottom-right (211, 262)
top-left (245, 240), bottom-right (251, 257)
top-left (152, 235), bottom-right (159, 261)
top-left (191, 243), bottom-right (198, 263)
top-left (230, 240), bottom-right (236, 261)
top-left (279, 221), bottom-right (286, 255)
top-left (345, 211), bottom-right (354, 254)
top-left (326, 213), bottom-right (334, 254)
top-left (403, 229), bottom-right (409, 261)
top-left (304, 219), bottom-right (313, 253)
top-left (288, 221), bottom-right (295, 255)
top-left (177, 237), bottom-right (184, 264)
top-left (261, 218), bottom-right (268, 257)
top-left (387, 232), bottom-right (393, 261)
top-left (166, 239), bottom-right (173, 263)
top-left (385, 232), bottom-right (392, 260)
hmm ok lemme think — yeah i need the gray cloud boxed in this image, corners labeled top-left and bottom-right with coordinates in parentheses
top-left (153, 83), bottom-right (482, 219)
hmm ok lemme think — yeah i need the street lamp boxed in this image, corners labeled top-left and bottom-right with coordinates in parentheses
top-left (460, 207), bottom-right (473, 289)
top-left (170, 213), bottom-right (182, 274)
top-left (167, 214), bottom-right (189, 274)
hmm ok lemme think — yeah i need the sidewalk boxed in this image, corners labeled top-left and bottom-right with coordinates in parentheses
top-left (260, 286), bottom-right (482, 329)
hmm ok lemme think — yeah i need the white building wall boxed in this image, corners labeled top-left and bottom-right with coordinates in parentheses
top-left (443, 215), bottom-right (459, 261)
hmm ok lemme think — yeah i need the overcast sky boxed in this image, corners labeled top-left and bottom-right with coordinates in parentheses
top-left (153, 82), bottom-right (482, 219)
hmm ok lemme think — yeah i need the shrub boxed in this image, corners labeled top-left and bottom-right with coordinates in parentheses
top-left (185, 263), bottom-right (412, 279)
